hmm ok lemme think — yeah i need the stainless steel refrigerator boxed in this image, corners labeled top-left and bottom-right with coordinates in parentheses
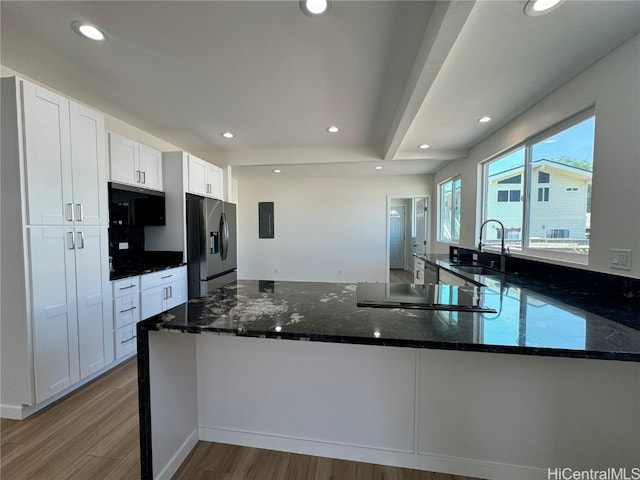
top-left (186, 194), bottom-right (237, 299)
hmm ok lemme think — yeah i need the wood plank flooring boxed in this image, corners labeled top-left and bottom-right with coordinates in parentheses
top-left (1, 356), bottom-right (483, 480)
top-left (390, 268), bottom-right (414, 283)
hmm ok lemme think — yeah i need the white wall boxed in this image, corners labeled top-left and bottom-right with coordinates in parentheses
top-left (432, 34), bottom-right (640, 279)
top-left (237, 175), bottom-right (432, 283)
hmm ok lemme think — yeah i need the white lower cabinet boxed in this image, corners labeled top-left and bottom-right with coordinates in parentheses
top-left (112, 277), bottom-right (140, 360)
top-left (28, 226), bottom-right (111, 403)
top-left (140, 266), bottom-right (187, 319)
top-left (111, 267), bottom-right (186, 360)
top-left (115, 324), bottom-right (137, 359)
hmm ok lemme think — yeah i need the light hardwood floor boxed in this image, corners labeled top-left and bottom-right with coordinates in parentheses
top-left (390, 268), bottom-right (414, 283)
top-left (1, 356), bottom-right (482, 480)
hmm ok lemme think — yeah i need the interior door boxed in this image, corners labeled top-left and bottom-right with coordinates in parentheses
top-left (413, 197), bottom-right (428, 256)
top-left (390, 206), bottom-right (406, 269)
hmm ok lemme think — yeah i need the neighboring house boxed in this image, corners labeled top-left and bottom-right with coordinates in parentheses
top-left (485, 159), bottom-right (592, 250)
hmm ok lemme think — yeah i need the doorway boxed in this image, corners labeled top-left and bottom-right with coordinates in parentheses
top-left (386, 195), bottom-right (430, 283)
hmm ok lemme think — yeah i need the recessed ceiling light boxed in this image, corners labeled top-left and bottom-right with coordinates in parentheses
top-left (326, 126), bottom-right (339, 133)
top-left (300, 0), bottom-right (331, 17)
top-left (524, 0), bottom-right (564, 16)
top-left (273, 169), bottom-right (282, 174)
top-left (374, 166), bottom-right (383, 170)
top-left (478, 116), bottom-right (492, 124)
top-left (418, 144), bottom-right (430, 150)
top-left (71, 21), bottom-right (108, 41)
top-left (221, 132), bottom-right (235, 139)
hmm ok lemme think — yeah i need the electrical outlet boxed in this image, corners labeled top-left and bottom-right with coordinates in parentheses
top-left (274, 266), bottom-right (279, 273)
top-left (118, 242), bottom-right (129, 250)
top-left (338, 268), bottom-right (342, 275)
top-left (610, 249), bottom-right (632, 271)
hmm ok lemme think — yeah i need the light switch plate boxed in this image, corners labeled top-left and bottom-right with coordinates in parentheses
top-left (610, 249), bottom-right (632, 270)
top-left (118, 242), bottom-right (129, 250)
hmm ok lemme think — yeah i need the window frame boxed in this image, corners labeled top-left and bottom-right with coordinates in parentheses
top-left (481, 108), bottom-right (595, 263)
top-left (437, 175), bottom-right (462, 244)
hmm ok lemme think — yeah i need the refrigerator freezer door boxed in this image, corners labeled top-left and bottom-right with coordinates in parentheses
top-left (204, 198), bottom-right (224, 280)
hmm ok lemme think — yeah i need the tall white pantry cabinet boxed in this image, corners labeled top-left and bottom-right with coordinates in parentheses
top-left (1, 77), bottom-right (113, 418)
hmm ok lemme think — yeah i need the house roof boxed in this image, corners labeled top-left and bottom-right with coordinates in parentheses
top-left (488, 159), bottom-right (593, 183)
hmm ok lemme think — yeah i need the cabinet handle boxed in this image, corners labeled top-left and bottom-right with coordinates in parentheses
top-left (161, 275), bottom-right (172, 279)
top-left (120, 336), bottom-right (136, 344)
top-left (76, 203), bottom-right (83, 222)
top-left (136, 170), bottom-right (141, 183)
top-left (142, 171), bottom-right (146, 184)
top-left (67, 203), bottom-right (75, 222)
top-left (68, 231), bottom-right (75, 249)
top-left (76, 231), bottom-right (85, 249)
top-left (163, 287), bottom-right (168, 300)
top-left (168, 285), bottom-right (172, 298)
top-left (119, 284), bottom-right (136, 290)
top-left (120, 306), bottom-right (137, 313)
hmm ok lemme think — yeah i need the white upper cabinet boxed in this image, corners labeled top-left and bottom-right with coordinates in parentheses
top-left (69, 102), bottom-right (108, 226)
top-left (138, 143), bottom-right (163, 191)
top-left (108, 132), bottom-right (163, 191)
top-left (187, 154), bottom-right (223, 199)
top-left (21, 81), bottom-right (107, 227)
top-left (21, 82), bottom-right (72, 226)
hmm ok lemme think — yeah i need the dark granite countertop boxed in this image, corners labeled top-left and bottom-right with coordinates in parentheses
top-left (140, 274), bottom-right (640, 362)
top-left (110, 262), bottom-right (186, 281)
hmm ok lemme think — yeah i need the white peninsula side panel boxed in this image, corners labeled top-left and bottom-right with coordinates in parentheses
top-left (146, 332), bottom-right (640, 480)
top-left (196, 335), bottom-right (417, 457)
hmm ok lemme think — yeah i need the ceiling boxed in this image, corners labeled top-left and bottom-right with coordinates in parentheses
top-left (2, 1), bottom-right (639, 178)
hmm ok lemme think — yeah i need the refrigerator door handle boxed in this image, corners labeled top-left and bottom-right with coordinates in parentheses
top-left (220, 213), bottom-right (229, 260)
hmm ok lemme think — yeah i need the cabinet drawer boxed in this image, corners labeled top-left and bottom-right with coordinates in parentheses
top-left (114, 325), bottom-right (137, 359)
top-left (140, 266), bottom-right (185, 290)
top-left (113, 293), bottom-right (140, 329)
top-left (112, 276), bottom-right (140, 297)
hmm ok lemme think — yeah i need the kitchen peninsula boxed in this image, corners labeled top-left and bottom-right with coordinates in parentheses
top-left (138, 273), bottom-right (640, 480)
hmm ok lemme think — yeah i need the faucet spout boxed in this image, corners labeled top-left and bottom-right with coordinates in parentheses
top-left (479, 219), bottom-right (507, 271)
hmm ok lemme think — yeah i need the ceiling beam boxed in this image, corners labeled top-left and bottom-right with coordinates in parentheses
top-left (382, 0), bottom-right (476, 161)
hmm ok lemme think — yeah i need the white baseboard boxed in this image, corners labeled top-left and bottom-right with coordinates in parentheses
top-left (1, 352), bottom-right (136, 420)
top-left (155, 428), bottom-right (198, 480)
top-left (199, 426), bottom-right (546, 480)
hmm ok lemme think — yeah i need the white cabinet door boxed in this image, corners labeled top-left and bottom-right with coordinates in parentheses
top-left (109, 132), bottom-right (163, 191)
top-left (164, 278), bottom-right (187, 311)
top-left (205, 164), bottom-right (223, 199)
top-left (188, 154), bottom-right (224, 199)
top-left (141, 285), bottom-right (164, 320)
top-left (74, 228), bottom-right (111, 378)
top-left (21, 82), bottom-right (73, 226)
top-left (108, 132), bottom-right (138, 186)
top-left (28, 227), bottom-right (80, 403)
top-left (138, 143), bottom-right (163, 191)
top-left (69, 102), bottom-right (108, 226)
top-left (187, 155), bottom-right (207, 196)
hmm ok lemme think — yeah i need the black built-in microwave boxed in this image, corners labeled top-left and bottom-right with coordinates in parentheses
top-left (108, 182), bottom-right (166, 226)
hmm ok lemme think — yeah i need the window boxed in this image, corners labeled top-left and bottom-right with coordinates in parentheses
top-left (438, 176), bottom-right (461, 243)
top-left (482, 112), bottom-right (595, 258)
top-left (498, 189), bottom-right (521, 202)
top-left (537, 187), bottom-right (549, 202)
